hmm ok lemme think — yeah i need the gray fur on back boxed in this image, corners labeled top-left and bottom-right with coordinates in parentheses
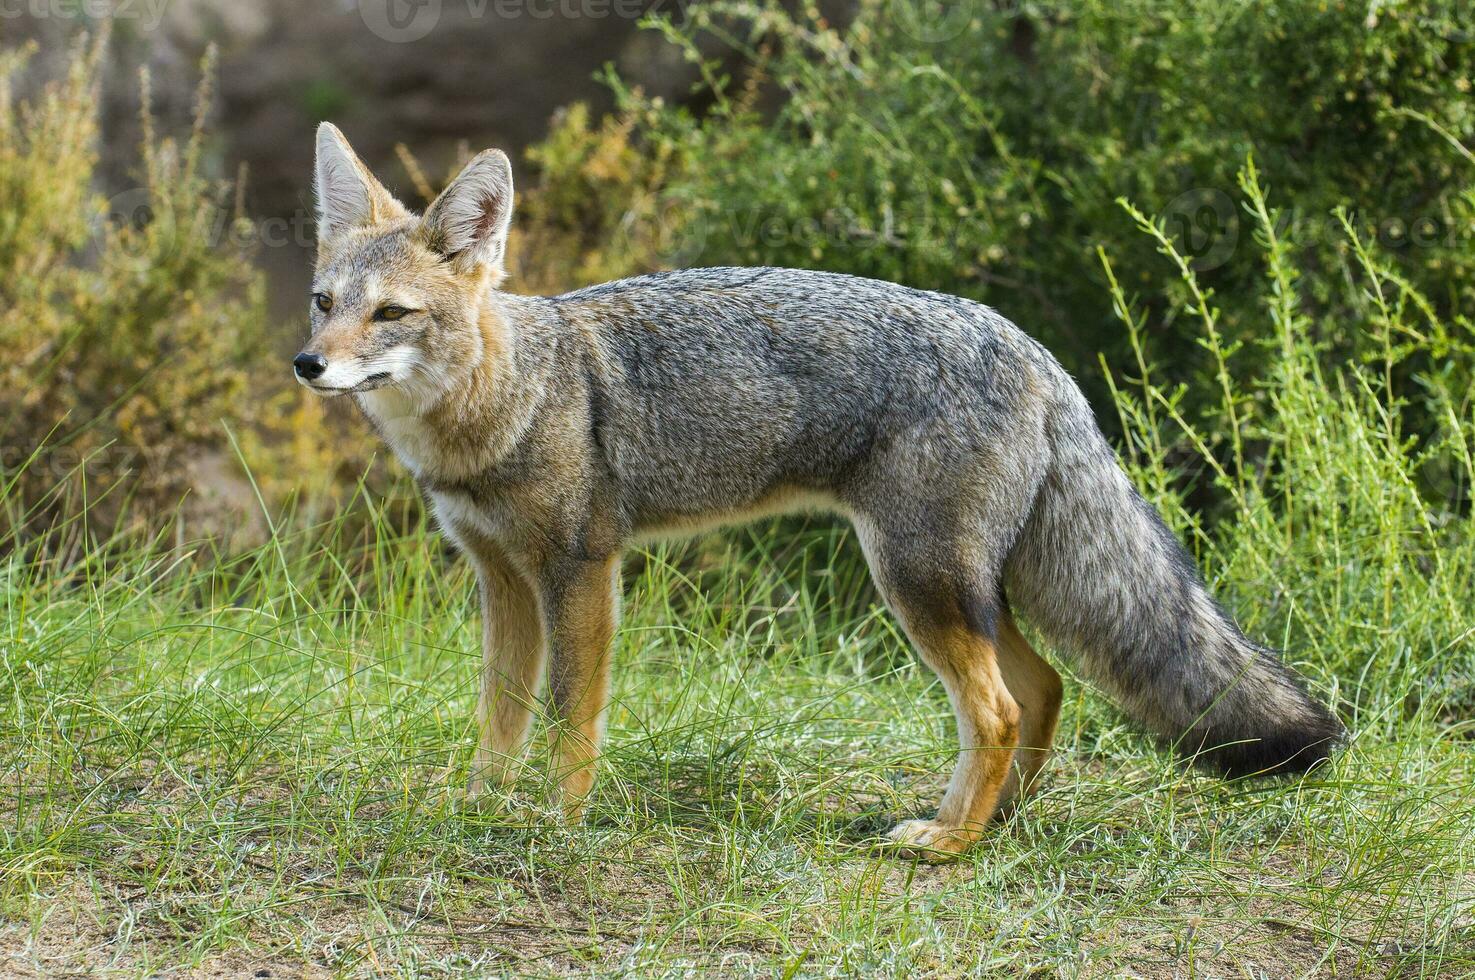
top-left (543, 267), bottom-right (1054, 533)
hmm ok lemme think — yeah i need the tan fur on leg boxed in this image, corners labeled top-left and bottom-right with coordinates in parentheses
top-left (466, 543), bottom-right (545, 797)
top-left (543, 556), bottom-right (620, 819)
top-left (994, 613), bottom-right (1063, 809)
top-left (886, 620), bottom-right (1021, 861)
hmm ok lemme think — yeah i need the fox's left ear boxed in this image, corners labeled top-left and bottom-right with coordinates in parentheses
top-left (419, 149), bottom-right (515, 278)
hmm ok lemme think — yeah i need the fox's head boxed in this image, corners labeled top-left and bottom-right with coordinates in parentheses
top-left (294, 123), bottom-right (513, 400)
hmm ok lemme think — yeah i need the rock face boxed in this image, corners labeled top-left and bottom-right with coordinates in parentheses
top-left (211, 1), bottom-right (702, 213)
top-left (8, 0), bottom-right (700, 309)
top-left (23, 1), bottom-right (696, 200)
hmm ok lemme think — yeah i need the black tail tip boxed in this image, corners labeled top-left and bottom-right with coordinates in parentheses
top-left (1188, 709), bottom-right (1347, 780)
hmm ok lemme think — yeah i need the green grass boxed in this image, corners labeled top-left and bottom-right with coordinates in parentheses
top-left (1, 501), bottom-right (1472, 977)
top-left (3, 168), bottom-right (1474, 977)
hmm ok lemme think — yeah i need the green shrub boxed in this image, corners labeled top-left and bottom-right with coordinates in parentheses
top-left (608, 0), bottom-right (1474, 437)
top-left (1105, 159), bottom-right (1474, 735)
top-left (0, 35), bottom-right (276, 542)
top-left (514, 100), bottom-right (695, 293)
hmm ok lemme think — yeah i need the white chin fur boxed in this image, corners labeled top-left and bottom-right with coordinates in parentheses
top-left (310, 345), bottom-right (425, 391)
top-left (297, 374), bottom-right (344, 396)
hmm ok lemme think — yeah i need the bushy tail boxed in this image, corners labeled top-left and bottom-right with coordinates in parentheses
top-left (1003, 383), bottom-right (1344, 777)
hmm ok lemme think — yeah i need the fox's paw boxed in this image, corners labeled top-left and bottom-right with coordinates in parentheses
top-left (458, 783), bottom-right (512, 815)
top-left (465, 775), bottom-right (493, 803)
top-left (553, 771), bottom-right (596, 824)
top-left (462, 792), bottom-right (553, 829)
top-left (886, 819), bottom-right (977, 862)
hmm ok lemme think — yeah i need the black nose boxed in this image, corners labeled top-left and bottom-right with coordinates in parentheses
top-left (293, 352), bottom-right (327, 380)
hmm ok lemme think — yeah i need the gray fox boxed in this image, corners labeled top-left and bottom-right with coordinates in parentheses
top-left (295, 124), bottom-right (1343, 859)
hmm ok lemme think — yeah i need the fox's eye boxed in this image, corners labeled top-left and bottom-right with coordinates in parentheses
top-left (376, 305), bottom-right (411, 321)
top-left (313, 293), bottom-right (333, 313)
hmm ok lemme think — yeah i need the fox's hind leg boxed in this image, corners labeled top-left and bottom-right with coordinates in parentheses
top-left (855, 521), bottom-right (1020, 861)
top-left (994, 612), bottom-right (1063, 809)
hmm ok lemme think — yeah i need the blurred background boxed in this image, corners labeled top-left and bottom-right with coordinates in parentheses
top-left (1, 0), bottom-right (1471, 546)
top-left (5, 9), bottom-right (1475, 971)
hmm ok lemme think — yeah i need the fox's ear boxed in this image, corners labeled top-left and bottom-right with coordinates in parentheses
top-left (418, 149), bottom-right (514, 277)
top-left (314, 122), bottom-right (406, 240)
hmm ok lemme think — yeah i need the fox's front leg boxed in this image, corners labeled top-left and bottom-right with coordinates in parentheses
top-left (539, 554), bottom-right (621, 819)
top-left (467, 547), bottom-right (546, 797)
